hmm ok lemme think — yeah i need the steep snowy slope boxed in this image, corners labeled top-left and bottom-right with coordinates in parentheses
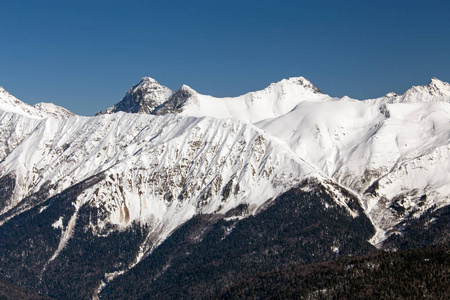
top-left (0, 112), bottom-right (292, 216)
top-left (32, 102), bottom-right (74, 119)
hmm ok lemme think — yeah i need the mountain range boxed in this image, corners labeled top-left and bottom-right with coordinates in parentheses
top-left (0, 76), bottom-right (449, 299)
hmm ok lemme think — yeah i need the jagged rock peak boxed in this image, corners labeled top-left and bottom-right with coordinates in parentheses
top-left (98, 77), bottom-right (173, 115)
top-left (153, 84), bottom-right (197, 115)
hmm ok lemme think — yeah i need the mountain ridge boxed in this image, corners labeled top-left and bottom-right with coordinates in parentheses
top-left (380, 77), bottom-right (450, 104)
top-left (0, 76), bottom-right (449, 299)
top-left (97, 76), bottom-right (327, 119)
top-left (2, 76), bottom-right (449, 120)
top-left (0, 86), bottom-right (74, 119)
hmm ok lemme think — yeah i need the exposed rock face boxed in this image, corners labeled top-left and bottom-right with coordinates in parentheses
top-left (98, 77), bottom-right (173, 114)
top-left (154, 85), bottom-right (195, 115)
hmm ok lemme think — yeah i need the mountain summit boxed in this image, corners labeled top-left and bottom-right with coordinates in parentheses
top-left (99, 76), bottom-right (326, 122)
top-left (383, 77), bottom-right (450, 103)
top-left (98, 77), bottom-right (173, 115)
top-left (0, 86), bottom-right (73, 119)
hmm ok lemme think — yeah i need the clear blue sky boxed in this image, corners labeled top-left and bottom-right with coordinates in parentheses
top-left (1, 0), bottom-right (449, 115)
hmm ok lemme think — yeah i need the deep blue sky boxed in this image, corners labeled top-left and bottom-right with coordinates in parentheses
top-left (1, 0), bottom-right (449, 116)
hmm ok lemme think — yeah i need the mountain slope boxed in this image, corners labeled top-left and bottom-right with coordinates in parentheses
top-left (0, 77), bottom-right (449, 299)
top-left (101, 184), bottom-right (376, 299)
top-left (0, 274), bottom-right (53, 300)
top-left (255, 95), bottom-right (450, 243)
top-left (217, 241), bottom-right (450, 299)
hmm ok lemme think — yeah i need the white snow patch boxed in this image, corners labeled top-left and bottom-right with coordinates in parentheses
top-left (52, 216), bottom-right (63, 229)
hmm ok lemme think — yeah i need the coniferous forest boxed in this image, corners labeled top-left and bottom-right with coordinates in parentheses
top-left (217, 241), bottom-right (450, 299)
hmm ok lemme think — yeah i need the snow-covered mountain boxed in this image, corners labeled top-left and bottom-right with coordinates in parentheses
top-left (99, 76), bottom-right (328, 122)
top-left (98, 77), bottom-right (173, 115)
top-left (95, 76), bottom-right (450, 243)
top-left (381, 77), bottom-right (450, 104)
top-left (171, 76), bottom-right (327, 122)
top-left (0, 77), bottom-right (449, 298)
top-left (0, 86), bottom-right (74, 119)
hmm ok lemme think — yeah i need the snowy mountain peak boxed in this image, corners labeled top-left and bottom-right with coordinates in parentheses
top-left (430, 77), bottom-right (446, 84)
top-left (427, 77), bottom-right (450, 94)
top-left (134, 76), bottom-right (169, 92)
top-left (260, 76), bottom-right (322, 96)
top-left (98, 77), bottom-right (173, 115)
top-left (179, 84), bottom-right (196, 93)
top-left (139, 76), bottom-right (159, 84)
top-left (0, 86), bottom-right (73, 119)
top-left (383, 92), bottom-right (397, 98)
top-left (99, 76), bottom-right (327, 120)
top-left (172, 76), bottom-right (330, 122)
top-left (409, 77), bottom-right (450, 97)
top-left (383, 78), bottom-right (450, 103)
top-left (278, 76), bottom-right (322, 94)
top-left (133, 77), bottom-right (168, 92)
